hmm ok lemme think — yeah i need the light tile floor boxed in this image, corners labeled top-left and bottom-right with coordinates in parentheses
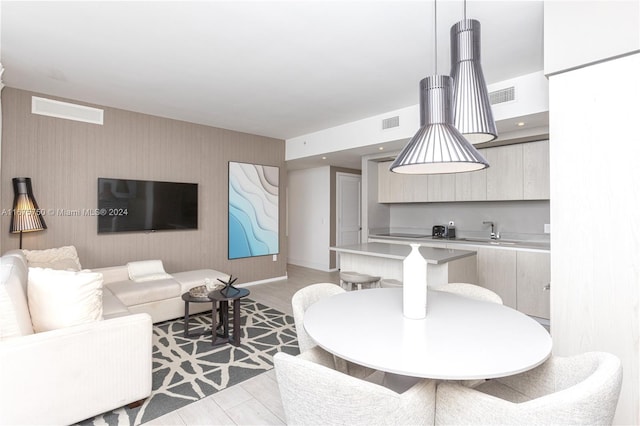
top-left (144, 264), bottom-right (340, 425)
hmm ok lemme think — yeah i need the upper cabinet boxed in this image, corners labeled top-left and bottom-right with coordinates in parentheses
top-left (486, 144), bottom-right (524, 200)
top-left (523, 140), bottom-right (550, 200)
top-left (378, 140), bottom-right (549, 203)
top-left (378, 161), bottom-right (429, 203)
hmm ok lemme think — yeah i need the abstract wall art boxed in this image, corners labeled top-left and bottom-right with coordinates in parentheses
top-left (228, 161), bottom-right (279, 259)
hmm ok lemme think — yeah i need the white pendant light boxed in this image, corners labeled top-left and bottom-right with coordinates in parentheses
top-left (390, 1), bottom-right (489, 175)
top-left (450, 2), bottom-right (498, 144)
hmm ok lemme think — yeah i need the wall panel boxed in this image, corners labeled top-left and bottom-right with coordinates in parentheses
top-left (0, 88), bottom-right (287, 284)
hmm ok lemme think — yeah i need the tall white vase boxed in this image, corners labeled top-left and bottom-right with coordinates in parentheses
top-left (403, 243), bottom-right (428, 319)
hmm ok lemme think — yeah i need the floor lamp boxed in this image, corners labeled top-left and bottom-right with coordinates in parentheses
top-left (10, 177), bottom-right (47, 249)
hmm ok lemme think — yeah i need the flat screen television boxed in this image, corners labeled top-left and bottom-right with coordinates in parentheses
top-left (98, 178), bottom-right (198, 233)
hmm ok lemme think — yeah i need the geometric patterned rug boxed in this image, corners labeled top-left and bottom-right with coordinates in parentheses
top-left (79, 298), bottom-right (299, 425)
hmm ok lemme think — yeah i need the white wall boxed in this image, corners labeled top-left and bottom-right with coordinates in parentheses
top-left (287, 166), bottom-right (331, 270)
top-left (544, 0), bottom-right (640, 76)
top-left (286, 72), bottom-right (549, 162)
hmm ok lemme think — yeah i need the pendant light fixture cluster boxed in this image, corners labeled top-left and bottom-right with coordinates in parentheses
top-left (390, 0), bottom-right (496, 175)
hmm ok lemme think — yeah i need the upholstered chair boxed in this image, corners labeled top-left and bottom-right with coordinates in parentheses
top-left (274, 347), bottom-right (436, 425)
top-left (434, 282), bottom-right (503, 304)
top-left (292, 283), bottom-right (345, 353)
top-left (435, 351), bottom-right (623, 425)
top-left (291, 283), bottom-right (378, 380)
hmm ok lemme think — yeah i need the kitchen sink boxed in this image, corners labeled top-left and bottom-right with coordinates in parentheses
top-left (455, 238), bottom-right (516, 245)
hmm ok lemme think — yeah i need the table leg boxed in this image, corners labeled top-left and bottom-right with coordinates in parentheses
top-left (210, 301), bottom-right (217, 340)
top-left (221, 300), bottom-right (229, 339)
top-left (232, 298), bottom-right (241, 346)
top-left (184, 300), bottom-right (190, 338)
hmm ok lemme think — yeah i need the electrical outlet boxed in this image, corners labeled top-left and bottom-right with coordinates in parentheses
top-left (544, 224), bottom-right (551, 234)
top-left (272, 254), bottom-right (277, 261)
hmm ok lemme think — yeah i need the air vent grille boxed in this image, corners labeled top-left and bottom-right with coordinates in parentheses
top-left (489, 86), bottom-right (515, 105)
top-left (32, 96), bottom-right (104, 125)
top-left (381, 116), bottom-right (400, 130)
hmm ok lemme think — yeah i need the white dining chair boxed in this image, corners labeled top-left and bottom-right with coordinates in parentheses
top-left (434, 282), bottom-right (503, 304)
top-left (291, 283), bottom-right (379, 381)
top-left (435, 351), bottom-right (622, 425)
top-left (274, 347), bottom-right (436, 426)
top-left (292, 283), bottom-right (345, 353)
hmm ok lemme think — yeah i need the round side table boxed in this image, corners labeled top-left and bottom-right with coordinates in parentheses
top-left (181, 292), bottom-right (216, 338)
top-left (208, 287), bottom-right (250, 347)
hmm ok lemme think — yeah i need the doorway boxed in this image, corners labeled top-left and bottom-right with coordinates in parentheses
top-left (336, 172), bottom-right (361, 269)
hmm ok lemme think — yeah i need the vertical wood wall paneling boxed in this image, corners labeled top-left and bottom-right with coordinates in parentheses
top-left (0, 88), bottom-right (286, 284)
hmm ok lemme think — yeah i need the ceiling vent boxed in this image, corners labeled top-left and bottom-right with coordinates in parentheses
top-left (381, 116), bottom-right (400, 130)
top-left (32, 96), bottom-right (104, 125)
top-left (489, 86), bottom-right (515, 105)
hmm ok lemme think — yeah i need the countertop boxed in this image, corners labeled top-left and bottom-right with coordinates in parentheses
top-left (329, 242), bottom-right (477, 264)
top-left (368, 233), bottom-right (550, 252)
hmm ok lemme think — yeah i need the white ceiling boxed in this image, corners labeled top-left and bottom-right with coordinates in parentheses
top-left (1, 0), bottom-right (545, 167)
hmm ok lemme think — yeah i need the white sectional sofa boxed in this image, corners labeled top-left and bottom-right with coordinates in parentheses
top-left (94, 264), bottom-right (230, 323)
top-left (0, 248), bottom-right (229, 425)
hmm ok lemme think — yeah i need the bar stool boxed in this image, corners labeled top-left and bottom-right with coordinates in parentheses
top-left (339, 271), bottom-right (380, 291)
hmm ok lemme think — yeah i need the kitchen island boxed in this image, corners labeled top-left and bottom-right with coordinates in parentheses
top-left (330, 242), bottom-right (477, 287)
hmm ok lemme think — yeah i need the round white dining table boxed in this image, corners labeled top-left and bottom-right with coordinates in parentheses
top-left (303, 288), bottom-right (552, 380)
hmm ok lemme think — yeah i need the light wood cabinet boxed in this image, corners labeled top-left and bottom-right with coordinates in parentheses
top-left (378, 141), bottom-right (549, 203)
top-left (427, 174), bottom-right (456, 201)
top-left (523, 140), bottom-right (550, 199)
top-left (486, 144), bottom-right (524, 200)
top-left (477, 247), bottom-right (517, 308)
top-left (367, 237), bottom-right (550, 319)
top-left (516, 251), bottom-right (550, 319)
top-left (377, 161), bottom-right (429, 203)
top-left (455, 168), bottom-right (487, 201)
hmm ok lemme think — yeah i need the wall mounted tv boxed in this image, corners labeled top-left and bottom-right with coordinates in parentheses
top-left (98, 178), bottom-right (198, 234)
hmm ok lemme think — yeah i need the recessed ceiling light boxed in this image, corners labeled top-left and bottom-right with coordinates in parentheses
top-left (379, 147), bottom-right (384, 151)
top-left (516, 122), bottom-right (525, 127)
top-left (322, 156), bottom-right (327, 160)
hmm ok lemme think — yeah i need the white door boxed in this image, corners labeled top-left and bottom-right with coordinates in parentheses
top-left (336, 173), bottom-right (361, 268)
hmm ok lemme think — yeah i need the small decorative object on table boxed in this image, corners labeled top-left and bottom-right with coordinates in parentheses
top-left (188, 285), bottom-right (210, 298)
top-left (218, 275), bottom-right (240, 297)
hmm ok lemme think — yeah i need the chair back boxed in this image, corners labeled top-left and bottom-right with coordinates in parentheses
top-left (435, 351), bottom-right (623, 425)
top-left (436, 282), bottom-right (503, 304)
top-left (292, 283), bottom-right (345, 352)
top-left (274, 348), bottom-right (436, 425)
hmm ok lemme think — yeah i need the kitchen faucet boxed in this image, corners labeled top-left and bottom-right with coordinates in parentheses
top-left (483, 221), bottom-right (500, 240)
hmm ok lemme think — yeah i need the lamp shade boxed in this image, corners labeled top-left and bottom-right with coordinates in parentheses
top-left (450, 19), bottom-right (498, 144)
top-left (390, 75), bottom-right (489, 174)
top-left (10, 177), bottom-right (47, 233)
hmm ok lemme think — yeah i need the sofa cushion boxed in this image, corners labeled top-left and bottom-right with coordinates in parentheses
top-left (23, 245), bottom-right (82, 271)
top-left (102, 287), bottom-right (131, 319)
top-left (173, 269), bottom-right (231, 293)
top-left (28, 268), bottom-right (103, 332)
top-left (0, 254), bottom-right (34, 340)
top-left (107, 278), bottom-right (180, 306)
top-left (127, 260), bottom-right (172, 282)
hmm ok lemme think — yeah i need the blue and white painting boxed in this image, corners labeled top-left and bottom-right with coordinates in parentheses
top-left (228, 162), bottom-right (279, 259)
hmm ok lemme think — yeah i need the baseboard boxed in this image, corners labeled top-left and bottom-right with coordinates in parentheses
top-left (287, 258), bottom-right (332, 272)
top-left (237, 275), bottom-right (288, 287)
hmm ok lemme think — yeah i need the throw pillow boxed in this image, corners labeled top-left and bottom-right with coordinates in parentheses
top-left (22, 245), bottom-right (82, 271)
top-left (27, 267), bottom-right (103, 333)
top-left (127, 260), bottom-right (172, 282)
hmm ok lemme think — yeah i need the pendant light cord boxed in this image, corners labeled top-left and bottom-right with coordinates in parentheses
top-left (464, 0), bottom-right (467, 20)
top-left (434, 0), bottom-right (438, 74)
